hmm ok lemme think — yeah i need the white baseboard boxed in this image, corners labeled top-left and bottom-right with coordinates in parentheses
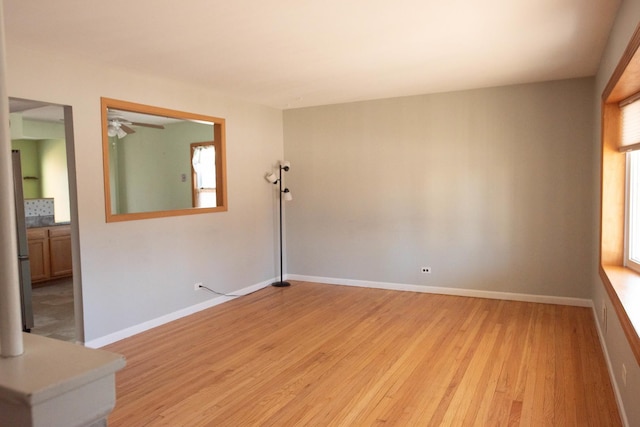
top-left (591, 306), bottom-right (629, 427)
top-left (85, 278), bottom-right (275, 349)
top-left (286, 274), bottom-right (593, 307)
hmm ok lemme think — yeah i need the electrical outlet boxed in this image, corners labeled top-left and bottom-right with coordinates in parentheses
top-left (421, 267), bottom-right (431, 274)
top-left (622, 363), bottom-right (627, 387)
top-left (194, 282), bottom-right (202, 291)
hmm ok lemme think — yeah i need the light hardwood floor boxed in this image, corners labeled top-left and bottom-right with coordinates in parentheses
top-left (105, 281), bottom-right (622, 426)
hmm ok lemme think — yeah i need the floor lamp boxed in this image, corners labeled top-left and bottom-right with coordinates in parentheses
top-left (265, 161), bottom-right (293, 287)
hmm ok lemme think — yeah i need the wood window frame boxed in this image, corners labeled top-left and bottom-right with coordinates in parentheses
top-left (190, 141), bottom-right (221, 208)
top-left (101, 97), bottom-right (228, 222)
top-left (600, 22), bottom-right (640, 365)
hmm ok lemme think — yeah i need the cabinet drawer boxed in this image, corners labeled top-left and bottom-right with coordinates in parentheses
top-left (48, 225), bottom-right (71, 237)
top-left (27, 227), bottom-right (47, 239)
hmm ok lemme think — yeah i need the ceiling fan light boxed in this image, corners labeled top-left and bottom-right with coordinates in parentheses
top-left (116, 127), bottom-right (128, 139)
top-left (107, 124), bottom-right (117, 137)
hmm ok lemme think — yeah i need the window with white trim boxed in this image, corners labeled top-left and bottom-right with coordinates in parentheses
top-left (623, 96), bottom-right (640, 273)
top-left (191, 141), bottom-right (217, 208)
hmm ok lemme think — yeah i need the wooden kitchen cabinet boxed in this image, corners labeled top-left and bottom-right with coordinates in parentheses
top-left (27, 228), bottom-right (50, 283)
top-left (49, 226), bottom-right (73, 278)
top-left (27, 225), bottom-right (72, 284)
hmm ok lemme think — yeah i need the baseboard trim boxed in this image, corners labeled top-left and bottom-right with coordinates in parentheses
top-left (593, 304), bottom-right (629, 427)
top-left (591, 306), bottom-right (630, 427)
top-left (85, 278), bottom-right (275, 349)
top-left (286, 274), bottom-right (593, 307)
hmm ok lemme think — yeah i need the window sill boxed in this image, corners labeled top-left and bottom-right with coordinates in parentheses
top-left (600, 265), bottom-right (640, 364)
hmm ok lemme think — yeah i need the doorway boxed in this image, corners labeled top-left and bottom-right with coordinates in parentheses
top-left (9, 97), bottom-right (83, 343)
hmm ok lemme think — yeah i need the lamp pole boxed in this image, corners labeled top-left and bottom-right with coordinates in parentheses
top-left (272, 164), bottom-right (290, 287)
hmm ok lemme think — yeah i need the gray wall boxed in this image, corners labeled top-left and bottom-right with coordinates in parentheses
top-left (593, 0), bottom-right (640, 425)
top-left (284, 78), bottom-right (594, 298)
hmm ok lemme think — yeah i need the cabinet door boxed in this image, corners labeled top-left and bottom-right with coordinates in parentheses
top-left (49, 226), bottom-right (73, 278)
top-left (27, 228), bottom-right (50, 283)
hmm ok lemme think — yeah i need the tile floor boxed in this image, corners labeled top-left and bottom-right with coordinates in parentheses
top-left (31, 278), bottom-right (76, 342)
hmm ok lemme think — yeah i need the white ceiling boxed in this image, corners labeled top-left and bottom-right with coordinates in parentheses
top-left (4, 0), bottom-right (620, 110)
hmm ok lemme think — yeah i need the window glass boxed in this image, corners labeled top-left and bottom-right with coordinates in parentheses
top-left (628, 151), bottom-right (640, 270)
top-left (191, 143), bottom-right (217, 208)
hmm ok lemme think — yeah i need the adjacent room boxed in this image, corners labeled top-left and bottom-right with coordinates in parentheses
top-left (1, 0), bottom-right (640, 425)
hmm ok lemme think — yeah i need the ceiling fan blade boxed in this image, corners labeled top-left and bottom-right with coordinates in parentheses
top-left (131, 122), bottom-right (165, 130)
top-left (120, 124), bottom-right (136, 134)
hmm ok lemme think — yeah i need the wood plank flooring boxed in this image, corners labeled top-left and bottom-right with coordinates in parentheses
top-left (105, 281), bottom-right (622, 426)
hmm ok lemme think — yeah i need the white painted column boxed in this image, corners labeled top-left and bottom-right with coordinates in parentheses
top-left (0, 0), bottom-right (24, 357)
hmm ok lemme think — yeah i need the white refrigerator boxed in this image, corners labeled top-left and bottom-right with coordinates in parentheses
top-left (12, 149), bottom-right (34, 331)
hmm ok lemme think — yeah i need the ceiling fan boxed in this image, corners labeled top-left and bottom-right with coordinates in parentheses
top-left (107, 114), bottom-right (165, 139)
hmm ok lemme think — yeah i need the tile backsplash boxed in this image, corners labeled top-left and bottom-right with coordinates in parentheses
top-left (24, 198), bottom-right (55, 228)
top-left (25, 198), bottom-right (54, 217)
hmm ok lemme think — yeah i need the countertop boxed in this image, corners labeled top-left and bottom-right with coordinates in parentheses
top-left (26, 222), bottom-right (70, 229)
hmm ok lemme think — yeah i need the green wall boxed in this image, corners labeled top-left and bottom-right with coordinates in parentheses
top-left (110, 120), bottom-right (213, 214)
top-left (39, 139), bottom-right (70, 222)
top-left (11, 138), bottom-right (70, 222)
top-left (11, 139), bottom-right (41, 198)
